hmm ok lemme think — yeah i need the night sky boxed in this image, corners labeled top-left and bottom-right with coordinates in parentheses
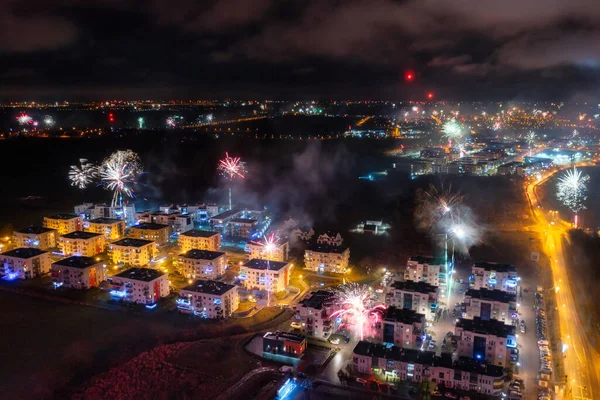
top-left (1, 0), bottom-right (599, 100)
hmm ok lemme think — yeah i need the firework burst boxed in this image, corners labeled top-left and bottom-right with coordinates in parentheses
top-left (166, 116), bottom-right (177, 128)
top-left (17, 113), bottom-right (33, 125)
top-left (414, 184), bottom-right (482, 255)
top-left (329, 283), bottom-right (386, 340)
top-left (44, 115), bottom-right (55, 127)
top-left (69, 159), bottom-right (97, 189)
top-left (526, 131), bottom-right (536, 146)
top-left (218, 152), bottom-right (247, 180)
top-left (98, 150), bottom-right (143, 207)
top-left (415, 184), bottom-right (463, 232)
top-left (556, 167), bottom-right (589, 215)
top-left (442, 120), bottom-right (463, 146)
top-left (251, 232), bottom-right (281, 260)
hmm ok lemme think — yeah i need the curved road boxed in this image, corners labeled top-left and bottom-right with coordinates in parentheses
top-left (526, 162), bottom-right (600, 400)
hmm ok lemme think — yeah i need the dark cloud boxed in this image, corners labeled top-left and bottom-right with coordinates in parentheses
top-left (0, 0), bottom-right (599, 99)
top-left (494, 31), bottom-right (600, 69)
top-left (0, 1), bottom-right (77, 52)
top-left (427, 55), bottom-right (473, 68)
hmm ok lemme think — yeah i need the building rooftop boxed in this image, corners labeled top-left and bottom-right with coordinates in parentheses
top-left (180, 229), bottom-right (219, 238)
top-left (132, 222), bottom-right (170, 230)
top-left (244, 259), bottom-right (289, 271)
top-left (353, 341), bottom-right (435, 365)
top-left (210, 208), bottom-right (241, 221)
top-left (307, 244), bottom-right (349, 254)
top-left (2, 247), bottom-right (47, 258)
top-left (383, 306), bottom-right (425, 325)
top-left (180, 249), bottom-right (225, 260)
top-left (263, 330), bottom-right (306, 343)
top-left (453, 356), bottom-right (505, 377)
top-left (390, 280), bottom-right (437, 294)
top-left (472, 261), bottom-right (517, 273)
top-left (353, 341), bottom-right (504, 377)
top-left (111, 238), bottom-right (154, 247)
top-left (456, 317), bottom-right (516, 338)
top-left (465, 288), bottom-right (516, 303)
top-left (298, 290), bottom-right (335, 310)
top-left (181, 279), bottom-right (236, 296)
top-left (46, 213), bottom-right (80, 220)
top-left (230, 217), bottom-right (257, 224)
top-left (408, 256), bottom-right (445, 266)
top-left (53, 255), bottom-right (101, 269)
top-left (320, 231), bottom-right (341, 238)
top-left (89, 218), bottom-right (123, 224)
top-left (62, 231), bottom-right (103, 240)
top-left (115, 267), bottom-right (165, 282)
top-left (15, 226), bottom-right (55, 235)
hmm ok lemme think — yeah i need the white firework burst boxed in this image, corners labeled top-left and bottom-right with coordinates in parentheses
top-left (442, 120), bottom-right (464, 141)
top-left (526, 131), bottom-right (536, 146)
top-left (44, 115), bottom-right (55, 127)
top-left (98, 150), bottom-right (143, 207)
top-left (556, 167), bottom-right (589, 214)
top-left (69, 159), bottom-right (97, 189)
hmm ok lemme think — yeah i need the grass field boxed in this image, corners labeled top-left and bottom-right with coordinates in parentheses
top-left (0, 290), bottom-right (289, 399)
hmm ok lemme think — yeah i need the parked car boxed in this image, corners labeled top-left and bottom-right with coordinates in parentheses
top-left (432, 391), bottom-right (443, 397)
top-left (356, 377), bottom-right (368, 385)
top-left (444, 393), bottom-right (458, 399)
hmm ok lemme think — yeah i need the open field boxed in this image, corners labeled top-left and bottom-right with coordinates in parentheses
top-left (0, 290), bottom-right (290, 399)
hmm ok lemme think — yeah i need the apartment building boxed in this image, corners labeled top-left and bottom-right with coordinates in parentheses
top-left (110, 267), bottom-right (169, 305)
top-left (51, 256), bottom-right (106, 289)
top-left (13, 226), bottom-right (57, 250)
top-left (246, 239), bottom-right (289, 262)
top-left (0, 248), bottom-right (50, 280)
top-left (227, 217), bottom-right (257, 239)
top-left (43, 214), bottom-right (83, 235)
top-left (178, 229), bottom-right (221, 252)
top-left (295, 290), bottom-right (339, 340)
top-left (209, 208), bottom-right (242, 230)
top-left (75, 203), bottom-right (136, 226)
top-left (59, 231), bottom-right (105, 257)
top-left (386, 280), bottom-right (438, 321)
top-left (129, 222), bottom-right (172, 245)
top-left (454, 317), bottom-right (517, 368)
top-left (470, 262), bottom-right (518, 294)
top-left (304, 244), bottom-right (350, 274)
top-left (404, 256), bottom-right (446, 287)
top-left (463, 288), bottom-right (518, 326)
top-left (177, 249), bottom-right (226, 279)
top-left (239, 259), bottom-right (292, 293)
top-left (378, 306), bottom-right (425, 349)
top-left (177, 279), bottom-right (239, 318)
top-left (108, 238), bottom-right (156, 267)
top-left (353, 341), bottom-right (504, 396)
top-left (85, 218), bottom-right (125, 241)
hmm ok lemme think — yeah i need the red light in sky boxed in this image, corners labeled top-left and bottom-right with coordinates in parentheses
top-left (405, 71), bottom-right (414, 82)
top-left (109, 113), bottom-right (114, 122)
top-left (427, 92), bottom-right (434, 99)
